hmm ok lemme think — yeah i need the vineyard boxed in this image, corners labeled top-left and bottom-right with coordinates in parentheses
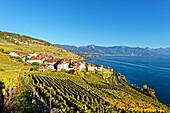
top-left (0, 52), bottom-right (31, 94)
top-left (26, 72), bottom-right (170, 113)
top-left (0, 30), bottom-right (170, 112)
top-left (28, 74), bottom-right (115, 112)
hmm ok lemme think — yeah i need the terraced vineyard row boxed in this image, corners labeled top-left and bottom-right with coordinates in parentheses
top-left (27, 74), bottom-right (119, 112)
top-left (86, 76), bottom-right (170, 112)
top-left (26, 73), bottom-right (170, 113)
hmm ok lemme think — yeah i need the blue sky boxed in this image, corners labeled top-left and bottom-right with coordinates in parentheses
top-left (0, 0), bottom-right (170, 48)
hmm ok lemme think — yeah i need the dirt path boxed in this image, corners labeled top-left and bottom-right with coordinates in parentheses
top-left (23, 76), bottom-right (50, 113)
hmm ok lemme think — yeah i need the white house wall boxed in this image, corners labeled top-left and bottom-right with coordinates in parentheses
top-left (26, 60), bottom-right (43, 64)
top-left (9, 52), bottom-right (19, 57)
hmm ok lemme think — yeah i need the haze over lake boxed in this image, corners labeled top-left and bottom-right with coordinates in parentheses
top-left (85, 56), bottom-right (170, 104)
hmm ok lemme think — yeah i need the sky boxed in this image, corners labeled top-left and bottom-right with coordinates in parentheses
top-left (0, 0), bottom-right (170, 48)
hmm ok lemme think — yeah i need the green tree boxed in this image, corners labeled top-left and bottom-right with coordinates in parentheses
top-left (143, 84), bottom-right (148, 90)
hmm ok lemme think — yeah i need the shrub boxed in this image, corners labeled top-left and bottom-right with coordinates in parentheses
top-left (0, 69), bottom-right (5, 71)
top-left (18, 58), bottom-right (24, 63)
top-left (30, 66), bottom-right (39, 71)
top-left (143, 84), bottom-right (148, 90)
top-left (31, 62), bottom-right (41, 66)
top-left (0, 48), bottom-right (4, 53)
top-left (4, 51), bottom-right (10, 54)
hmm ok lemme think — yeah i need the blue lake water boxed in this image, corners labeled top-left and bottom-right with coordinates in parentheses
top-left (85, 56), bottom-right (170, 104)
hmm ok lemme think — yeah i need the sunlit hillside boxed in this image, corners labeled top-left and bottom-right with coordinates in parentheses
top-left (26, 71), bottom-right (170, 112)
top-left (0, 31), bottom-right (169, 112)
top-left (0, 52), bottom-right (31, 89)
top-left (0, 31), bottom-right (79, 59)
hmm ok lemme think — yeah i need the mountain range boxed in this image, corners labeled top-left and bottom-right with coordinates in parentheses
top-left (56, 44), bottom-right (170, 57)
top-left (1, 31), bottom-right (170, 112)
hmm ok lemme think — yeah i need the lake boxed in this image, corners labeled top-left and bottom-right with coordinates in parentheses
top-left (85, 56), bottom-right (170, 104)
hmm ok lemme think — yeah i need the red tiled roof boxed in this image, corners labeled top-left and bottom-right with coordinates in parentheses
top-left (71, 61), bottom-right (80, 66)
top-left (85, 63), bottom-right (95, 67)
top-left (29, 54), bottom-right (46, 60)
top-left (63, 58), bottom-right (70, 63)
top-left (30, 56), bottom-right (36, 60)
top-left (44, 57), bottom-right (59, 63)
top-left (15, 52), bottom-right (28, 57)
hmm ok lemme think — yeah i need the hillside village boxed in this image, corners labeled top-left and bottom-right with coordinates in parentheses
top-left (1, 31), bottom-right (170, 112)
top-left (9, 51), bottom-right (112, 73)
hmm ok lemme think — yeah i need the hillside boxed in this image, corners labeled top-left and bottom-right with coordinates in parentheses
top-left (0, 31), bottom-right (169, 112)
top-left (25, 71), bottom-right (170, 112)
top-left (0, 31), bottom-right (79, 59)
top-left (0, 31), bottom-right (77, 112)
top-left (56, 44), bottom-right (170, 57)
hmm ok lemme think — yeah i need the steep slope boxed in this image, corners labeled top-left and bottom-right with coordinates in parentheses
top-left (0, 31), bottom-right (169, 112)
top-left (0, 31), bottom-right (79, 112)
top-left (0, 31), bottom-right (79, 59)
top-left (26, 71), bottom-right (170, 112)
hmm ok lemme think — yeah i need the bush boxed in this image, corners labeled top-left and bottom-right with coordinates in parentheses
top-left (143, 84), bottom-right (148, 90)
top-left (18, 58), bottom-right (24, 63)
top-left (68, 70), bottom-right (75, 74)
top-left (4, 51), bottom-right (10, 54)
top-left (30, 66), bottom-right (39, 71)
top-left (0, 48), bottom-right (4, 53)
top-left (0, 69), bottom-right (5, 71)
top-left (31, 62), bottom-right (41, 66)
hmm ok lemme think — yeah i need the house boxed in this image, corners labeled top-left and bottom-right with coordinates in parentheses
top-left (9, 52), bottom-right (19, 57)
top-left (27, 53), bottom-right (37, 59)
top-left (39, 64), bottom-right (55, 71)
top-left (43, 57), bottom-right (58, 65)
top-left (86, 63), bottom-right (97, 71)
top-left (97, 65), bottom-right (104, 70)
top-left (54, 59), bottom-right (70, 71)
top-left (26, 54), bottom-right (46, 64)
top-left (17, 52), bottom-right (28, 58)
top-left (9, 51), bottom-right (28, 58)
top-left (78, 61), bottom-right (86, 71)
top-left (71, 61), bottom-right (80, 70)
top-left (69, 60), bottom-right (86, 71)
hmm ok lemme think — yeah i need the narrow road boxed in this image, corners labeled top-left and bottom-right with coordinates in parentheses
top-left (23, 76), bottom-right (50, 113)
top-left (5, 66), bottom-right (23, 72)
top-left (115, 73), bottom-right (123, 86)
top-left (32, 96), bottom-right (50, 113)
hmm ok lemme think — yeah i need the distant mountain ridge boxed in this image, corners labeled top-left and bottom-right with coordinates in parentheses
top-left (56, 44), bottom-right (170, 57)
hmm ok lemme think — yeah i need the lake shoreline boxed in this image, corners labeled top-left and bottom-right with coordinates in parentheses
top-left (85, 56), bottom-right (170, 104)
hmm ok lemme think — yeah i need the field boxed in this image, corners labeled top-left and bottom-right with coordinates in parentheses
top-left (0, 31), bottom-right (79, 59)
top-left (0, 52), bottom-right (31, 90)
top-left (0, 42), bottom-right (78, 59)
top-left (26, 71), bottom-right (170, 112)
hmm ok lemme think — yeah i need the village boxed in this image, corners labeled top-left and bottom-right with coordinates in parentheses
top-left (9, 51), bottom-right (112, 73)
